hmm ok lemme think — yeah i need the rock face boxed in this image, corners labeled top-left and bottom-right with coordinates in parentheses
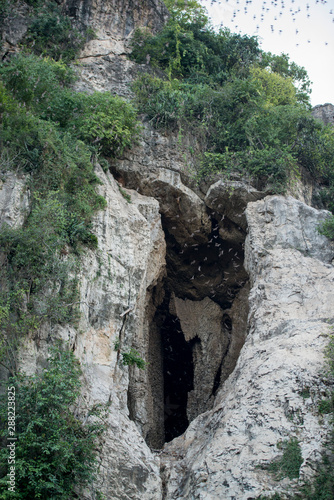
top-left (0, 173), bottom-right (30, 228)
top-left (62, 0), bottom-right (169, 96)
top-left (161, 195), bottom-right (334, 500)
top-left (2, 1), bottom-right (334, 499)
top-left (0, 0), bottom-right (30, 58)
top-left (12, 167), bottom-right (167, 499)
top-left (312, 103), bottom-right (334, 126)
top-left (170, 291), bottom-right (249, 424)
top-left (2, 166), bottom-right (333, 500)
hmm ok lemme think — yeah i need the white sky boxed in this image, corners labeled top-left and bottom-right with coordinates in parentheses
top-left (200, 0), bottom-right (334, 106)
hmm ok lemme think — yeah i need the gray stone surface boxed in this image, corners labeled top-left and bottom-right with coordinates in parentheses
top-left (162, 196), bottom-right (334, 500)
top-left (0, 1), bottom-right (29, 58)
top-left (171, 295), bottom-right (227, 422)
top-left (205, 179), bottom-right (265, 231)
top-left (17, 167), bottom-right (167, 499)
top-left (312, 103), bottom-right (334, 126)
top-left (0, 173), bottom-right (30, 227)
top-left (160, 195), bottom-right (334, 499)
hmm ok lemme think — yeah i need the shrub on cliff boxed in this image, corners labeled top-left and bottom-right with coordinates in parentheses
top-left (0, 345), bottom-right (108, 499)
top-left (0, 54), bottom-right (141, 157)
top-left (0, 53), bottom-right (140, 372)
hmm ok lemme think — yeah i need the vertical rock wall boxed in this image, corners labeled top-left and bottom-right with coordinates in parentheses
top-left (160, 195), bottom-right (334, 500)
top-left (0, 168), bottom-right (167, 499)
top-left (312, 103), bottom-right (334, 126)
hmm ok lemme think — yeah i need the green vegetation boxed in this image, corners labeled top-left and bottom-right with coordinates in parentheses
top-left (268, 438), bottom-right (303, 480)
top-left (318, 216), bottom-right (334, 241)
top-left (0, 53), bottom-right (140, 374)
top-left (299, 388), bottom-right (311, 399)
top-left (257, 494), bottom-right (282, 500)
top-left (122, 349), bottom-right (147, 369)
top-left (0, 0), bottom-right (93, 60)
top-left (118, 186), bottom-right (132, 203)
top-left (130, 0), bottom-right (334, 203)
top-left (0, 345), bottom-right (108, 499)
top-left (0, 3), bottom-right (140, 489)
top-left (114, 340), bottom-right (147, 370)
top-left (257, 334), bottom-right (334, 499)
top-left (0, 0), bottom-right (333, 496)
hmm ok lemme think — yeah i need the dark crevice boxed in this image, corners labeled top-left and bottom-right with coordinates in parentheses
top-left (211, 313), bottom-right (233, 398)
top-left (158, 296), bottom-right (195, 443)
top-left (127, 385), bottom-right (135, 423)
top-left (211, 360), bottom-right (223, 397)
top-left (222, 313), bottom-right (233, 331)
top-left (162, 214), bottom-right (247, 310)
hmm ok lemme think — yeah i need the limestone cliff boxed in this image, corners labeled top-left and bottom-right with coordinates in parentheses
top-left (1, 1), bottom-right (334, 499)
top-left (312, 103), bottom-right (334, 127)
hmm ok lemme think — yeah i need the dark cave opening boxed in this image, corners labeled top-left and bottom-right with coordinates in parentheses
top-left (147, 212), bottom-right (249, 445)
top-left (159, 307), bottom-right (196, 443)
top-left (127, 204), bottom-right (250, 449)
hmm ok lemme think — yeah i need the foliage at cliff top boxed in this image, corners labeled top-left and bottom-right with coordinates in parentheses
top-left (130, 0), bottom-right (334, 206)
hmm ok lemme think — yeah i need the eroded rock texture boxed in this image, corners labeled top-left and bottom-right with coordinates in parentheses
top-left (312, 103), bottom-right (334, 126)
top-left (6, 167), bottom-right (166, 499)
top-left (160, 195), bottom-right (334, 500)
top-left (62, 0), bottom-right (169, 96)
top-left (0, 173), bottom-right (30, 227)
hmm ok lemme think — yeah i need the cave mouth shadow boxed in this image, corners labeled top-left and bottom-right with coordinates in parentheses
top-left (142, 210), bottom-right (249, 448)
top-left (160, 309), bottom-right (196, 443)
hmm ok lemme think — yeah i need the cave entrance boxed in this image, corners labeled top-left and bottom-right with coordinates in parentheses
top-left (127, 206), bottom-right (250, 450)
top-left (159, 304), bottom-right (195, 443)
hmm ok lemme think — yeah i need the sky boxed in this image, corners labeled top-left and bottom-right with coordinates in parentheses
top-left (200, 0), bottom-right (334, 106)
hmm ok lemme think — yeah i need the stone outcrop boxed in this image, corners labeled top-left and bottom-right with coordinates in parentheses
top-left (312, 103), bottom-right (334, 126)
top-left (1, 167), bottom-right (167, 499)
top-left (64, 0), bottom-right (168, 41)
top-left (62, 0), bottom-right (169, 96)
top-left (0, 172), bottom-right (30, 228)
top-left (169, 290), bottom-right (250, 424)
top-left (0, 0), bottom-right (30, 58)
top-left (160, 195), bottom-right (334, 500)
top-left (1, 162), bottom-right (333, 499)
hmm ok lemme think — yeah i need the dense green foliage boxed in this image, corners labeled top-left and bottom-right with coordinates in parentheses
top-left (131, 0), bottom-right (334, 202)
top-left (0, 345), bottom-right (107, 499)
top-left (0, 53), bottom-right (140, 373)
